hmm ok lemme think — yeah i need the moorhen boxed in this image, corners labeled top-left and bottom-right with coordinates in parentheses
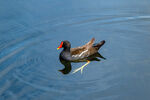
top-left (57, 38), bottom-right (105, 73)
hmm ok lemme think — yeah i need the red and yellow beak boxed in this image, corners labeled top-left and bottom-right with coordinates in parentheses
top-left (57, 41), bottom-right (63, 50)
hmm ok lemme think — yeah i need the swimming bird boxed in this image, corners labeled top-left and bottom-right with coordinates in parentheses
top-left (57, 38), bottom-right (105, 73)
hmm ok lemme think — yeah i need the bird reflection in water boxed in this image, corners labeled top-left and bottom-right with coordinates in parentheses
top-left (59, 52), bottom-right (106, 74)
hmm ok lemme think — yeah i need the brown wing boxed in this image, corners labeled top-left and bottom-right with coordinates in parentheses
top-left (84, 38), bottom-right (95, 48)
top-left (71, 46), bottom-right (86, 55)
top-left (70, 38), bottom-right (95, 55)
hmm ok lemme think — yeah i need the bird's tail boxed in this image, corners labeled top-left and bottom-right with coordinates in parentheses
top-left (93, 40), bottom-right (105, 50)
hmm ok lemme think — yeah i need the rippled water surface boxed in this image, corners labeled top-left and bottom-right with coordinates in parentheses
top-left (0, 0), bottom-right (150, 100)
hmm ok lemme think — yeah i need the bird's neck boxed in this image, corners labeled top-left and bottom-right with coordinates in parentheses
top-left (63, 47), bottom-right (70, 52)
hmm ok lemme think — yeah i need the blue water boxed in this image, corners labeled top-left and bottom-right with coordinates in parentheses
top-left (0, 0), bottom-right (150, 100)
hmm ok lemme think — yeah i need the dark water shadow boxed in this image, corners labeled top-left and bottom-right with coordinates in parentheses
top-left (59, 52), bottom-right (106, 74)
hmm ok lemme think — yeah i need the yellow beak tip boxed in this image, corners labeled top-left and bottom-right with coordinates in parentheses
top-left (57, 48), bottom-right (60, 50)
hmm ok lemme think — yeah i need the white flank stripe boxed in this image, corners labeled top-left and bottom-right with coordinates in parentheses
top-left (72, 49), bottom-right (88, 58)
top-left (78, 50), bottom-right (88, 57)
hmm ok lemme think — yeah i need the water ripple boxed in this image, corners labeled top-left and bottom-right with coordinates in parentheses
top-left (1, 13), bottom-right (150, 100)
